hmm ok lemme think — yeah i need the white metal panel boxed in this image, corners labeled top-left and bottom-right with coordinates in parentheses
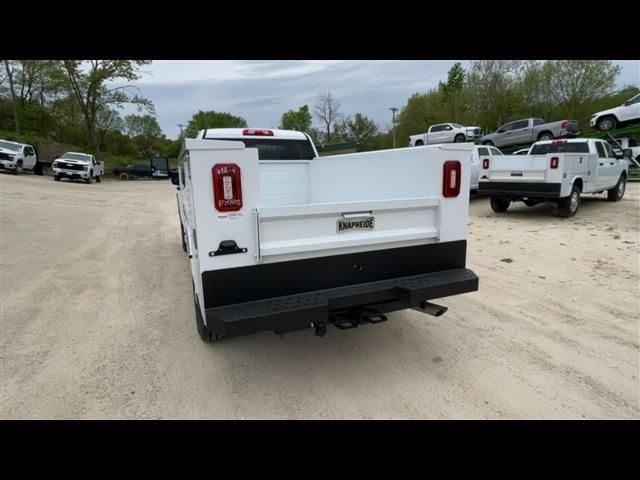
top-left (259, 161), bottom-right (310, 207)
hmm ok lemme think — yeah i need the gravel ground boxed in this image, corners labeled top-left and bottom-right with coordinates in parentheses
top-left (1, 173), bottom-right (638, 419)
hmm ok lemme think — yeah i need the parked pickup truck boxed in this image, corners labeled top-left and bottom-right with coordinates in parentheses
top-left (478, 138), bottom-right (630, 218)
top-left (409, 123), bottom-right (483, 146)
top-left (52, 152), bottom-right (104, 183)
top-left (0, 140), bottom-right (38, 175)
top-left (590, 93), bottom-right (640, 131)
top-left (173, 128), bottom-right (479, 342)
top-left (480, 118), bottom-right (580, 148)
top-left (469, 144), bottom-right (504, 191)
top-left (112, 156), bottom-right (170, 180)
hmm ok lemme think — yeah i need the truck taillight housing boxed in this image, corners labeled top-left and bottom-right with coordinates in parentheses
top-left (561, 121), bottom-right (569, 130)
top-left (212, 163), bottom-right (243, 212)
top-left (550, 156), bottom-right (559, 169)
top-left (242, 129), bottom-right (273, 136)
top-left (443, 160), bottom-right (461, 198)
top-left (482, 158), bottom-right (489, 169)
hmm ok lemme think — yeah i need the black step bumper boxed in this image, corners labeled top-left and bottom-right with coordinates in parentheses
top-left (478, 181), bottom-right (561, 198)
top-left (204, 267), bottom-right (478, 338)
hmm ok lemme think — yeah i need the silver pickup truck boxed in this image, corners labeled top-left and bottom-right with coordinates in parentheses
top-left (480, 118), bottom-right (580, 148)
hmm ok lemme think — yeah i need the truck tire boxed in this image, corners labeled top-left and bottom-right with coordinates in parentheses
top-left (607, 175), bottom-right (626, 202)
top-left (13, 161), bottom-right (22, 175)
top-left (54, 175), bottom-right (60, 181)
top-left (193, 281), bottom-right (221, 343)
top-left (96, 174), bottom-right (102, 183)
top-left (85, 173), bottom-right (92, 184)
top-left (558, 184), bottom-right (580, 218)
top-left (596, 116), bottom-right (617, 131)
top-left (483, 140), bottom-right (494, 146)
top-left (454, 134), bottom-right (465, 143)
top-left (537, 131), bottom-right (553, 141)
top-left (490, 196), bottom-right (510, 212)
top-left (414, 140), bottom-right (424, 146)
top-left (119, 172), bottom-right (129, 181)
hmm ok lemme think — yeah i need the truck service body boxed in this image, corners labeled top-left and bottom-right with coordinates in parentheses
top-left (478, 138), bottom-right (629, 217)
top-left (175, 128), bottom-right (478, 341)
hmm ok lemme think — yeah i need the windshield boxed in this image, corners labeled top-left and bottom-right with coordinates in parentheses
top-left (207, 138), bottom-right (315, 160)
top-left (530, 142), bottom-right (589, 154)
top-left (0, 141), bottom-right (21, 151)
top-left (61, 153), bottom-right (91, 161)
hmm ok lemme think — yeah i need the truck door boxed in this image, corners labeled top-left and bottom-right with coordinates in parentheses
top-left (595, 141), bottom-right (614, 189)
top-left (23, 146), bottom-right (37, 169)
top-left (508, 119), bottom-right (531, 146)
top-left (427, 125), bottom-right (444, 144)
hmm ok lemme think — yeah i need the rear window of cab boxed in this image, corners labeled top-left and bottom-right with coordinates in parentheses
top-left (530, 142), bottom-right (589, 154)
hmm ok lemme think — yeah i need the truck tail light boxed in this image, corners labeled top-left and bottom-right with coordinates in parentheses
top-left (561, 121), bottom-right (569, 130)
top-left (482, 158), bottom-right (490, 169)
top-left (242, 129), bottom-right (273, 136)
top-left (550, 156), bottom-right (559, 169)
top-left (212, 163), bottom-right (243, 212)
top-left (443, 160), bottom-right (461, 198)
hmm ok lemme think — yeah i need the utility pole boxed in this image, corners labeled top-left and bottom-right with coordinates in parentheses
top-left (389, 107), bottom-right (398, 148)
top-left (177, 124), bottom-right (185, 138)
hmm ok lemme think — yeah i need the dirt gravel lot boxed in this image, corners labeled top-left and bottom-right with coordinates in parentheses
top-left (1, 173), bottom-right (638, 419)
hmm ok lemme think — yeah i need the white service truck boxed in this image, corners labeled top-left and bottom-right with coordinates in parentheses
top-left (174, 128), bottom-right (479, 342)
top-left (409, 123), bottom-right (482, 146)
top-left (52, 152), bottom-right (104, 183)
top-left (477, 138), bottom-right (630, 218)
top-left (0, 140), bottom-right (38, 175)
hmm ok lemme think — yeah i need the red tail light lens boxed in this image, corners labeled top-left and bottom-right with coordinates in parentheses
top-left (482, 158), bottom-right (489, 169)
top-left (550, 156), bottom-right (559, 169)
top-left (561, 121), bottom-right (569, 129)
top-left (212, 163), bottom-right (243, 212)
top-left (242, 129), bottom-right (274, 136)
top-left (443, 160), bottom-right (461, 198)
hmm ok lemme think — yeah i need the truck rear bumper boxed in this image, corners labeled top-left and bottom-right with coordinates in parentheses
top-left (478, 182), bottom-right (561, 198)
top-left (203, 267), bottom-right (478, 338)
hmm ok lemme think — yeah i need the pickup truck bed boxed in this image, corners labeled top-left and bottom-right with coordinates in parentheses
top-left (178, 135), bottom-right (479, 340)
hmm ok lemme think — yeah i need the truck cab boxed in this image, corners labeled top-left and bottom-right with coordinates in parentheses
top-left (0, 140), bottom-right (38, 175)
top-left (478, 138), bottom-right (630, 217)
top-left (174, 128), bottom-right (478, 342)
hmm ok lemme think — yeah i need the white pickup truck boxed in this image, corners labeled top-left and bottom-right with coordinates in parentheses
top-left (0, 140), bottom-right (38, 175)
top-left (52, 152), bottom-right (104, 183)
top-left (477, 138), bottom-right (630, 218)
top-left (173, 128), bottom-right (479, 342)
top-left (409, 123), bottom-right (482, 146)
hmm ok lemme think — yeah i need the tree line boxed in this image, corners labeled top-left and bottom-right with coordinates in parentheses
top-left (1, 60), bottom-right (637, 168)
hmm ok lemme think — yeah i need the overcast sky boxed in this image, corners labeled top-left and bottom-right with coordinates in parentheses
top-left (120, 60), bottom-right (640, 139)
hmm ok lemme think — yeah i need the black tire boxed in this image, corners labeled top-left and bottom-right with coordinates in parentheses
top-left (537, 131), bottom-right (553, 141)
top-left (596, 116), bottom-right (617, 132)
top-left (558, 184), bottom-right (581, 218)
top-left (454, 134), bottom-right (465, 143)
top-left (193, 281), bottom-right (221, 343)
top-left (13, 161), bottom-right (22, 175)
top-left (95, 175), bottom-right (102, 183)
top-left (85, 174), bottom-right (92, 184)
top-left (119, 172), bottom-right (129, 181)
top-left (607, 175), bottom-right (626, 202)
top-left (54, 175), bottom-right (60, 181)
top-left (490, 196), bottom-right (510, 213)
top-left (414, 140), bottom-right (424, 146)
top-left (483, 140), bottom-right (495, 146)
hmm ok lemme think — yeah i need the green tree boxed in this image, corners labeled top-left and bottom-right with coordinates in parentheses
top-left (280, 104), bottom-right (312, 132)
top-left (62, 60), bottom-right (153, 156)
top-left (345, 113), bottom-right (379, 149)
top-left (124, 114), bottom-right (164, 156)
top-left (184, 110), bottom-right (248, 138)
top-left (439, 62), bottom-right (465, 121)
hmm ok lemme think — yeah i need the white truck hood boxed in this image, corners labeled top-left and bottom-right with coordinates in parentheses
top-left (0, 148), bottom-right (18, 155)
top-left (58, 158), bottom-right (90, 165)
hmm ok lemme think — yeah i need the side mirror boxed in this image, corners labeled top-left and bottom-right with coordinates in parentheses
top-left (169, 171), bottom-right (179, 185)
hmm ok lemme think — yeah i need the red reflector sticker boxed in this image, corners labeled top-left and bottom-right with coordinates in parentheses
top-left (550, 156), bottom-right (559, 169)
top-left (212, 163), bottom-right (242, 212)
top-left (482, 158), bottom-right (489, 169)
top-left (443, 160), bottom-right (461, 198)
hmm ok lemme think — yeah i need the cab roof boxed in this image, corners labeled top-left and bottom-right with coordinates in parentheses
top-left (197, 128), bottom-right (309, 141)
